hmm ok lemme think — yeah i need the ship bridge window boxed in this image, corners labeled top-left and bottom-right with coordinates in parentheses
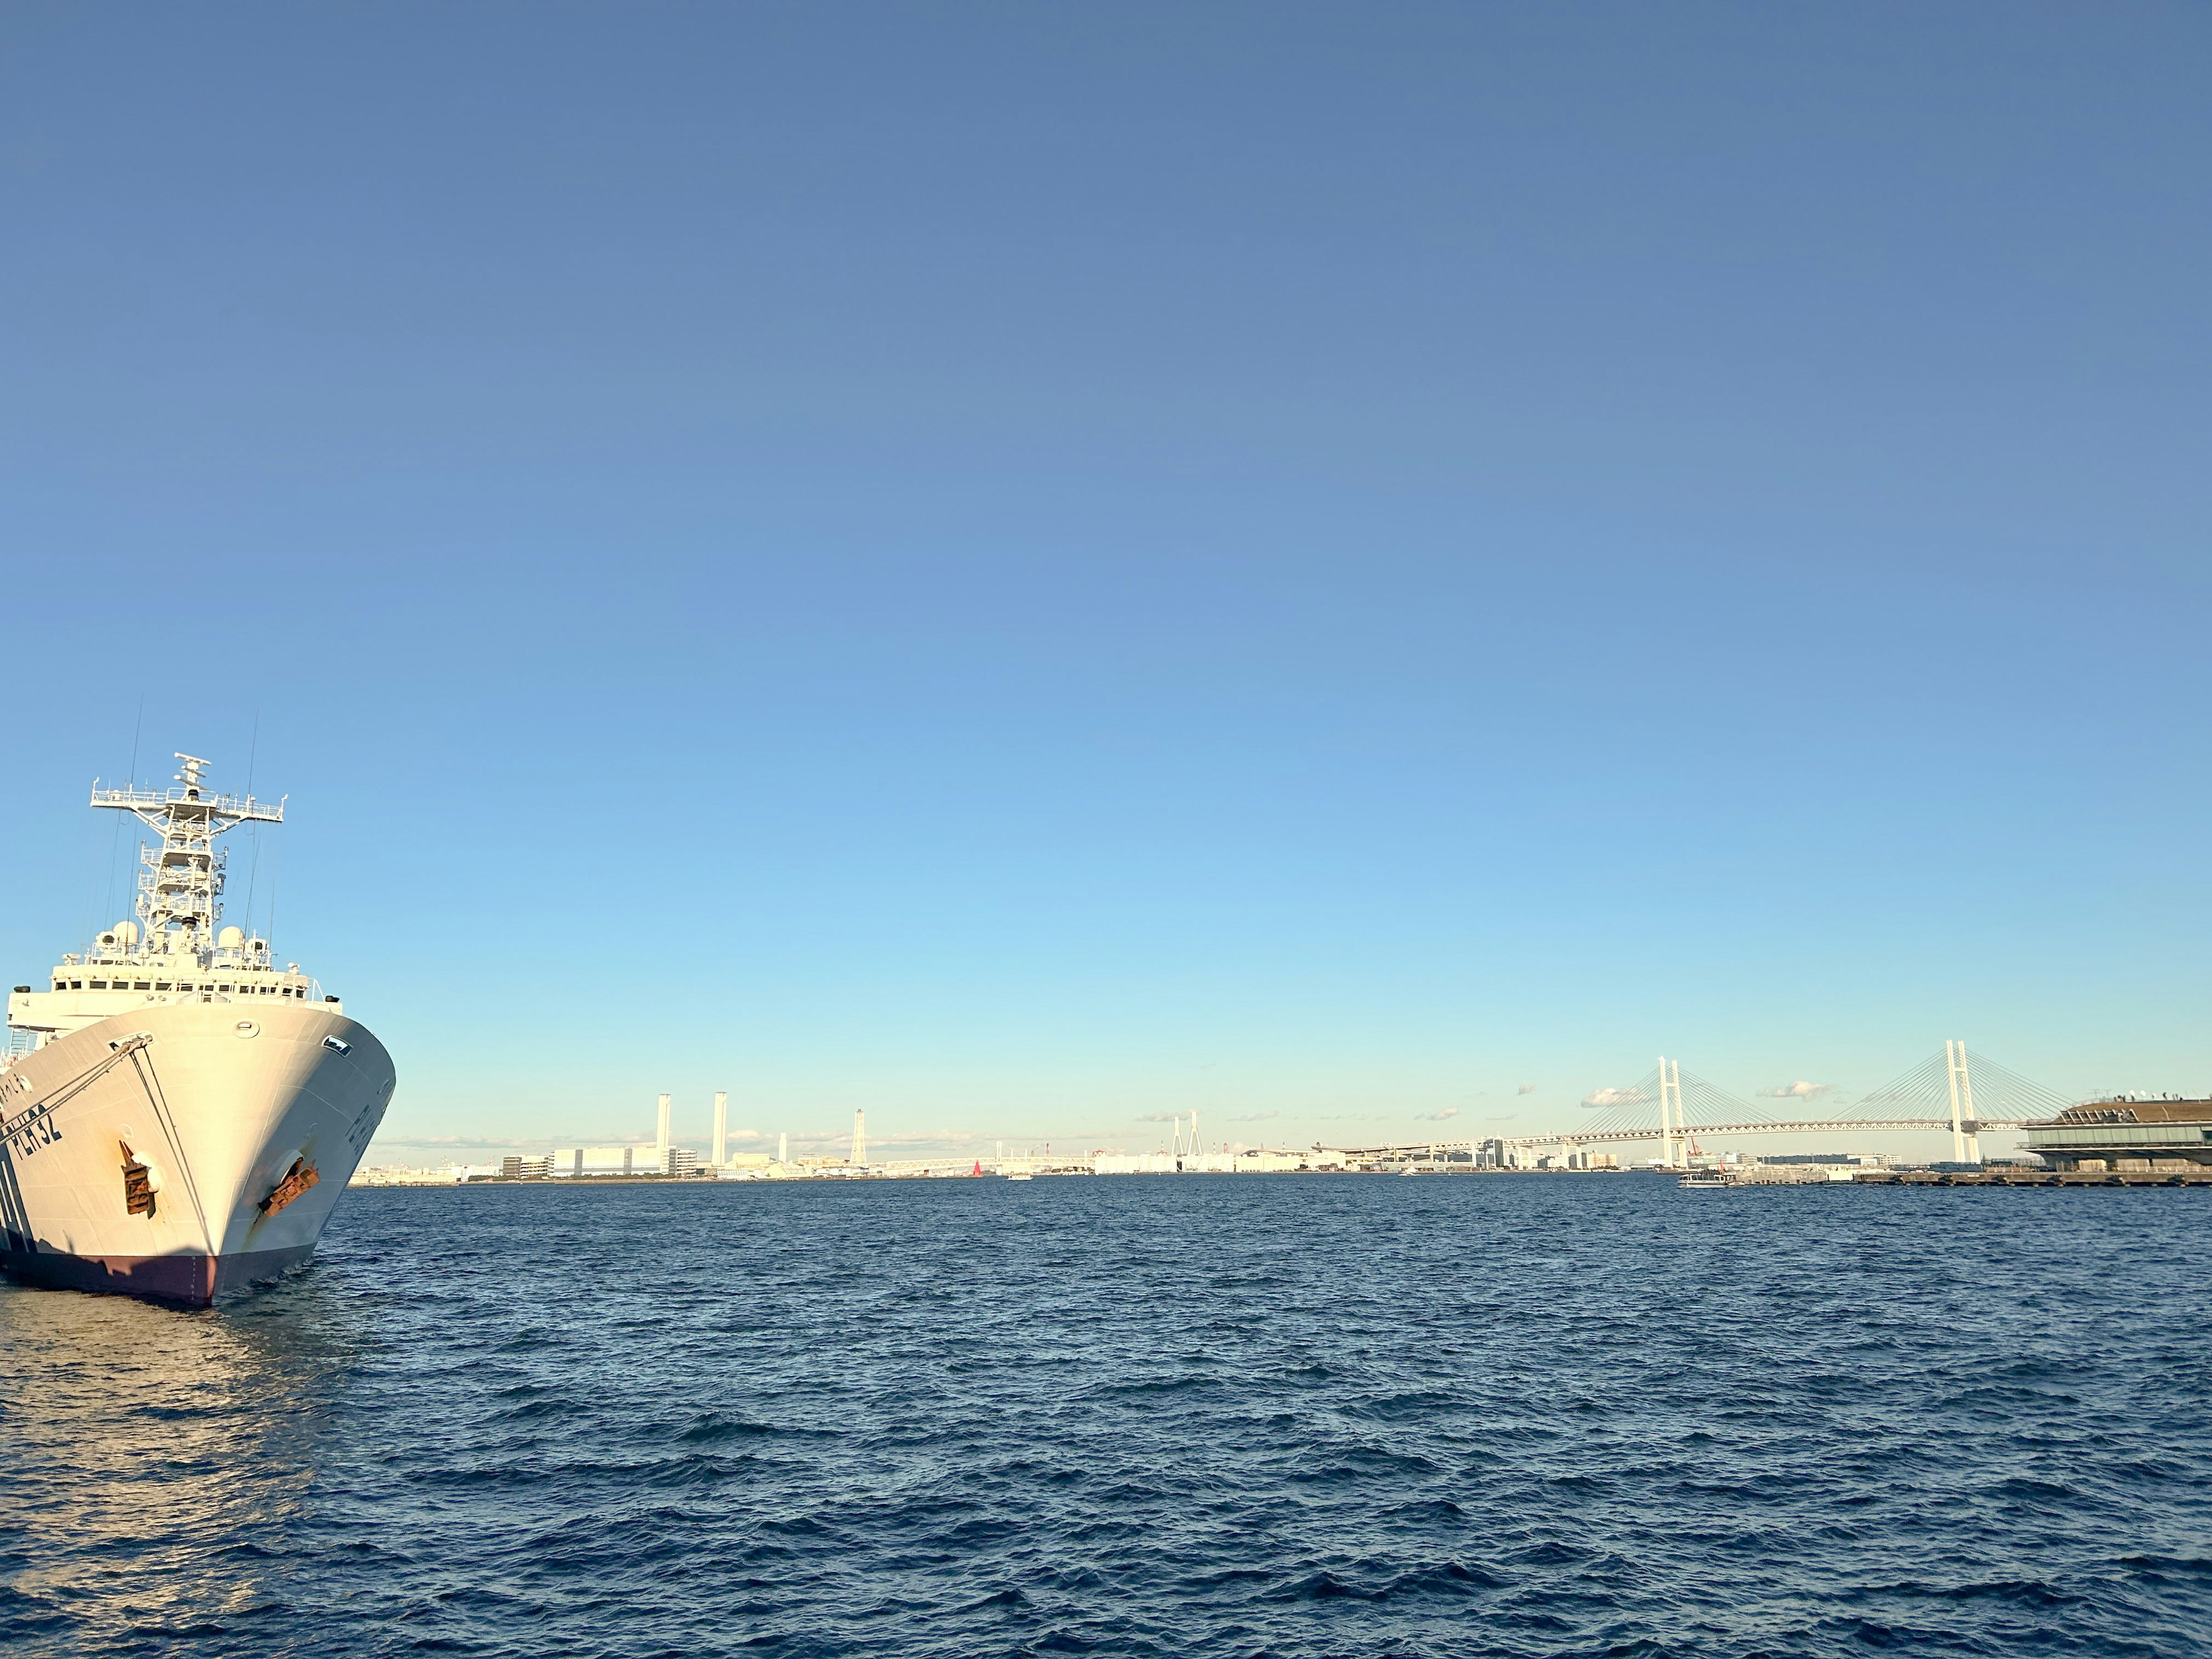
top-left (217, 984), bottom-right (232, 993)
top-left (134, 982), bottom-right (150, 991)
top-left (155, 982), bottom-right (171, 991)
top-left (89, 980), bottom-right (107, 990)
top-left (70, 981), bottom-right (82, 990)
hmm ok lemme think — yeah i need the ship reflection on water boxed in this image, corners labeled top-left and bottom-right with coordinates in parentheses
top-left (1, 1271), bottom-right (362, 1648)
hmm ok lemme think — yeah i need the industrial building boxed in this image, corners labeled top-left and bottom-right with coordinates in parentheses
top-left (543, 1092), bottom-right (719, 1177)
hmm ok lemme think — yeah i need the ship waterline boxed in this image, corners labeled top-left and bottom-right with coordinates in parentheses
top-left (1, 753), bottom-right (393, 1306)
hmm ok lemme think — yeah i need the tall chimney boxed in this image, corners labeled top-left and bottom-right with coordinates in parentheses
top-left (778, 1131), bottom-right (787, 1164)
top-left (711, 1091), bottom-right (728, 1167)
top-left (851, 1109), bottom-right (866, 1166)
top-left (656, 1093), bottom-right (671, 1156)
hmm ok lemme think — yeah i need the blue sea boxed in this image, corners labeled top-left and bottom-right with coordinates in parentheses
top-left (3, 1176), bottom-right (2209, 1657)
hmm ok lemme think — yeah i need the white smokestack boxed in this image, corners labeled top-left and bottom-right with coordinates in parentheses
top-left (778, 1131), bottom-right (787, 1164)
top-left (851, 1109), bottom-right (866, 1166)
top-left (711, 1091), bottom-right (728, 1167)
top-left (656, 1093), bottom-right (671, 1156)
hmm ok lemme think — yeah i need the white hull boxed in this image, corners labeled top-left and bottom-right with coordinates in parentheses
top-left (0, 1002), bottom-right (393, 1305)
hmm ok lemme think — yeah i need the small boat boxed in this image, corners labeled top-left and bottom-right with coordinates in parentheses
top-left (1678, 1168), bottom-right (1741, 1190)
top-left (1005, 1172), bottom-right (1034, 1182)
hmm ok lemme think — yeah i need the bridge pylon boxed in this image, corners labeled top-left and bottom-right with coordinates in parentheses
top-left (1945, 1040), bottom-right (1980, 1164)
top-left (1657, 1056), bottom-right (1685, 1169)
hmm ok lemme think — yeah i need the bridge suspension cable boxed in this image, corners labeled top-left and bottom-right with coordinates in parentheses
top-left (1551, 1043), bottom-right (2073, 1154)
top-left (1336, 1045), bottom-right (2077, 1164)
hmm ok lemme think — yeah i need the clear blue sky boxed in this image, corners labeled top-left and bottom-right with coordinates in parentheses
top-left (3, 5), bottom-right (2206, 1160)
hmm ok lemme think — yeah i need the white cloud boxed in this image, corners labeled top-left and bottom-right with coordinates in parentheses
top-left (1517, 1083), bottom-right (1539, 1096)
top-left (1228, 1110), bottom-right (1279, 1123)
top-left (1582, 1086), bottom-right (1646, 1108)
top-left (1758, 1080), bottom-right (1832, 1100)
top-left (1414, 1107), bottom-right (1460, 1122)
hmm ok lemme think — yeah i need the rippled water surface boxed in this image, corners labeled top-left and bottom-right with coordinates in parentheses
top-left (3, 1176), bottom-right (2210, 1657)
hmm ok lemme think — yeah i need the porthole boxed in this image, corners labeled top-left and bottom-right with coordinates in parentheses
top-left (234, 1020), bottom-right (260, 1039)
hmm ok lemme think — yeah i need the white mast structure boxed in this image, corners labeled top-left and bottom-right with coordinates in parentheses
top-left (90, 753), bottom-right (286, 972)
top-left (14, 752), bottom-right (328, 1054)
top-left (712, 1091), bottom-right (728, 1168)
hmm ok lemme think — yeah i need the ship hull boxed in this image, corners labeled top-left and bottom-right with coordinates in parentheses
top-left (0, 1240), bottom-right (316, 1305)
top-left (0, 1001), bottom-right (393, 1308)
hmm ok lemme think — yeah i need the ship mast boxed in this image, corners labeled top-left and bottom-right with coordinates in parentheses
top-left (90, 753), bottom-right (285, 964)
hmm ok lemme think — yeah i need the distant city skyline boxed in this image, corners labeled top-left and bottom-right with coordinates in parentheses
top-left (5, 6), bottom-right (2207, 1162)
top-left (354, 1053), bottom-right (2080, 1166)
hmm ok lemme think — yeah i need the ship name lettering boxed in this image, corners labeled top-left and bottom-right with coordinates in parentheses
top-left (3, 1101), bottom-right (60, 1158)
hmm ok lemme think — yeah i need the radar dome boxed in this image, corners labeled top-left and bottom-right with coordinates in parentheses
top-left (113, 921), bottom-right (140, 946)
top-left (217, 926), bottom-right (244, 949)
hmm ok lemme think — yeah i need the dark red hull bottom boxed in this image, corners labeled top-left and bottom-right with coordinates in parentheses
top-left (0, 1244), bottom-right (315, 1307)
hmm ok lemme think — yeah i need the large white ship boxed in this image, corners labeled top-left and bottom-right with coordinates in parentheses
top-left (1, 754), bottom-right (394, 1306)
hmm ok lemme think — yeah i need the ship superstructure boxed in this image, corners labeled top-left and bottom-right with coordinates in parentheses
top-left (1, 754), bottom-right (394, 1305)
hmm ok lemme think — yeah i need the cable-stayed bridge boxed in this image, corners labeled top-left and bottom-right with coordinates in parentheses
top-left (1347, 1042), bottom-right (2077, 1168)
